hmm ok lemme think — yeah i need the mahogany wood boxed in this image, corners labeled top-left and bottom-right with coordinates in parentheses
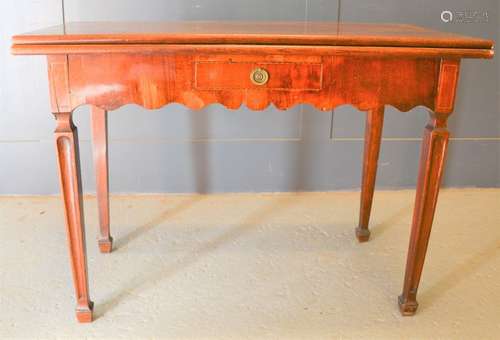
top-left (12, 21), bottom-right (494, 49)
top-left (12, 44), bottom-right (494, 59)
top-left (399, 117), bottom-right (450, 315)
top-left (53, 111), bottom-right (93, 323)
top-left (399, 59), bottom-right (459, 315)
top-left (356, 106), bottom-right (385, 242)
top-left (12, 21), bottom-right (494, 323)
top-left (54, 54), bottom-right (441, 112)
top-left (90, 107), bottom-right (112, 253)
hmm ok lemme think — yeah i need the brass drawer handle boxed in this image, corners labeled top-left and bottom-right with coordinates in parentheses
top-left (250, 67), bottom-right (269, 85)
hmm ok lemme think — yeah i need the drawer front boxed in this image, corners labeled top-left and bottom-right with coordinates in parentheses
top-left (67, 54), bottom-right (438, 112)
top-left (194, 61), bottom-right (323, 91)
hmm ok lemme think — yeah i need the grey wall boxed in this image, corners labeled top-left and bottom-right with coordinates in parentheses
top-left (0, 0), bottom-right (498, 195)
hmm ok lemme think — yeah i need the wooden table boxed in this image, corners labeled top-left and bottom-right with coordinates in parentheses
top-left (12, 21), bottom-right (494, 323)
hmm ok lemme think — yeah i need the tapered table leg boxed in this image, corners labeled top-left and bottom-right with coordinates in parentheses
top-left (53, 111), bottom-right (93, 323)
top-left (399, 114), bottom-right (450, 315)
top-left (90, 107), bottom-right (112, 253)
top-left (356, 106), bottom-right (384, 242)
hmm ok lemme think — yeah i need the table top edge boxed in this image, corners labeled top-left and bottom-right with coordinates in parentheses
top-left (12, 21), bottom-right (494, 51)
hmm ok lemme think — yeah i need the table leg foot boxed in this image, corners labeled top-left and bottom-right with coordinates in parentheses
top-left (355, 226), bottom-right (371, 242)
top-left (398, 295), bottom-right (418, 316)
top-left (98, 236), bottom-right (113, 253)
top-left (76, 301), bottom-right (94, 323)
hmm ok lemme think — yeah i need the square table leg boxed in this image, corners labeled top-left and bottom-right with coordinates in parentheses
top-left (356, 106), bottom-right (385, 242)
top-left (53, 111), bottom-right (94, 323)
top-left (399, 58), bottom-right (459, 315)
top-left (398, 114), bottom-right (450, 315)
top-left (91, 106), bottom-right (113, 253)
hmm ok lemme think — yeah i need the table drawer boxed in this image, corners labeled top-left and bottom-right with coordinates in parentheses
top-left (194, 61), bottom-right (323, 91)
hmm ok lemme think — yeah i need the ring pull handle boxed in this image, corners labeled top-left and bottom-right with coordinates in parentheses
top-left (250, 67), bottom-right (269, 86)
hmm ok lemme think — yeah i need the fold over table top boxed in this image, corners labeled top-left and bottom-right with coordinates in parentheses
top-left (12, 21), bottom-right (494, 58)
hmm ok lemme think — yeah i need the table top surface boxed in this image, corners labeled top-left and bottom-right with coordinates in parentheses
top-left (12, 21), bottom-right (494, 50)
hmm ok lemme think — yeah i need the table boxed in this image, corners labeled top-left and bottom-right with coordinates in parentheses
top-left (12, 21), bottom-right (494, 323)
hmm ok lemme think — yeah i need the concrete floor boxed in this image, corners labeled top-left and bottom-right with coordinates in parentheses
top-left (0, 189), bottom-right (499, 339)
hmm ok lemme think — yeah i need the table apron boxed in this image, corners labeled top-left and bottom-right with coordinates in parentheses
top-left (46, 53), bottom-right (457, 114)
